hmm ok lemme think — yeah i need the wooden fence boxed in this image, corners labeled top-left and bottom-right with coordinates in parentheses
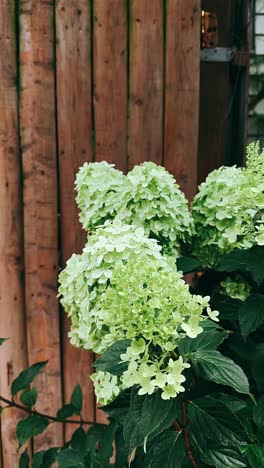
top-left (0, 0), bottom-right (248, 465)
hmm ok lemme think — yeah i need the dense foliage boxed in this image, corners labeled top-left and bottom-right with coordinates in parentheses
top-left (1, 142), bottom-right (264, 467)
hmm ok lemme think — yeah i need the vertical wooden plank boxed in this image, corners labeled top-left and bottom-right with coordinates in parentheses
top-left (129, 0), bottom-right (164, 168)
top-left (19, 0), bottom-right (63, 449)
top-left (93, 0), bottom-right (127, 172)
top-left (164, 0), bottom-right (200, 200)
top-left (0, 2), bottom-right (28, 465)
top-left (56, 0), bottom-right (95, 438)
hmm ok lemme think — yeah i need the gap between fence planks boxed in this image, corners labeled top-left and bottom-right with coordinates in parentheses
top-left (129, 0), bottom-right (164, 168)
top-left (56, 0), bottom-right (95, 438)
top-left (164, 0), bottom-right (200, 201)
top-left (0, 2), bottom-right (28, 466)
top-left (19, 0), bottom-right (63, 450)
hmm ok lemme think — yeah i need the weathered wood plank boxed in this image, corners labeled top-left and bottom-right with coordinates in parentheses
top-left (56, 0), bottom-right (95, 438)
top-left (0, 2), bottom-right (28, 465)
top-left (129, 0), bottom-right (164, 168)
top-left (164, 0), bottom-right (200, 200)
top-left (19, 0), bottom-right (63, 449)
top-left (93, 0), bottom-right (127, 172)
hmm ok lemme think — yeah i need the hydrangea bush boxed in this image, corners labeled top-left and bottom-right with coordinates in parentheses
top-left (1, 145), bottom-right (264, 467)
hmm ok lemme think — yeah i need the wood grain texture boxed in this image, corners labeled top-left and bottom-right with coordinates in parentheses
top-left (0, 2), bottom-right (28, 465)
top-left (56, 0), bottom-right (95, 438)
top-left (128, 0), bottom-right (164, 168)
top-left (19, 0), bottom-right (63, 449)
top-left (93, 0), bottom-right (127, 172)
top-left (164, 0), bottom-right (200, 200)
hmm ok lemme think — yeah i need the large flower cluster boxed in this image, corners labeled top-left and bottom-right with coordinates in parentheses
top-left (75, 160), bottom-right (193, 255)
top-left (190, 143), bottom-right (264, 267)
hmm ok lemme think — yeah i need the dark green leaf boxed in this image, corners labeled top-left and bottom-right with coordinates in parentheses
top-left (252, 344), bottom-right (264, 391)
top-left (57, 448), bottom-right (85, 467)
top-left (179, 329), bottom-right (228, 354)
top-left (253, 396), bottom-right (264, 431)
top-left (201, 447), bottom-right (246, 467)
top-left (32, 451), bottom-right (45, 468)
top-left (239, 294), bottom-right (264, 337)
top-left (217, 245), bottom-right (264, 284)
top-left (20, 387), bottom-right (37, 407)
top-left (115, 430), bottom-right (130, 468)
top-left (94, 340), bottom-right (131, 376)
top-left (98, 421), bottom-right (117, 461)
top-left (101, 387), bottom-right (131, 423)
top-left (19, 449), bottom-right (30, 468)
top-left (0, 406), bottom-right (3, 415)
top-left (123, 388), bottom-right (181, 451)
top-left (213, 393), bottom-right (247, 413)
top-left (0, 338), bottom-right (8, 346)
top-left (176, 256), bottom-right (201, 274)
top-left (71, 428), bottom-right (87, 453)
top-left (144, 431), bottom-right (185, 468)
top-left (217, 296), bottom-right (241, 320)
top-left (56, 404), bottom-right (76, 421)
top-left (193, 350), bottom-right (250, 394)
top-left (71, 384), bottom-right (83, 415)
top-left (11, 361), bottom-right (47, 395)
top-left (247, 444), bottom-right (264, 467)
top-left (17, 415), bottom-right (49, 447)
top-left (43, 448), bottom-right (59, 467)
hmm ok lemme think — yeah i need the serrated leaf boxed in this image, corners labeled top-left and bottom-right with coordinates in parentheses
top-left (56, 404), bottom-right (76, 421)
top-left (20, 387), bottom-right (37, 407)
top-left (19, 449), bottom-right (30, 468)
top-left (179, 330), bottom-right (228, 354)
top-left (217, 245), bottom-right (264, 284)
top-left (239, 294), bottom-right (264, 337)
top-left (57, 448), bottom-right (85, 467)
top-left (11, 361), bottom-right (47, 395)
top-left (144, 430), bottom-right (185, 468)
top-left (17, 415), bottom-right (49, 447)
top-left (193, 350), bottom-right (250, 394)
top-left (94, 340), bottom-right (131, 375)
top-left (201, 447), bottom-right (246, 467)
top-left (101, 387), bottom-right (131, 423)
top-left (176, 256), bottom-right (201, 274)
top-left (247, 444), bottom-right (264, 467)
top-left (70, 384), bottom-right (83, 415)
top-left (123, 388), bottom-right (181, 452)
top-left (213, 393), bottom-right (247, 413)
top-left (253, 396), bottom-right (264, 431)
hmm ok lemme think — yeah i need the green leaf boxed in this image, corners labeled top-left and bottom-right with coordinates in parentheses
top-left (176, 256), bottom-right (201, 274)
top-left (17, 415), bottom-right (49, 447)
top-left (217, 296), bottom-right (241, 320)
top-left (20, 387), bottom-right (37, 407)
top-left (97, 421), bottom-right (117, 462)
top-left (57, 448), bottom-right (85, 467)
top-left (247, 444), bottom-right (264, 467)
top-left (217, 245), bottom-right (264, 284)
top-left (70, 428), bottom-right (87, 453)
top-left (144, 430), bottom-right (185, 468)
top-left (11, 361), bottom-right (47, 396)
top-left (0, 338), bottom-right (8, 346)
top-left (123, 388), bottom-right (181, 451)
top-left (188, 396), bottom-right (248, 447)
top-left (239, 294), bottom-right (264, 337)
top-left (213, 393), bottom-right (247, 413)
top-left (19, 449), bottom-right (30, 468)
top-left (43, 448), bottom-right (59, 467)
top-left (0, 406), bottom-right (3, 415)
top-left (94, 339), bottom-right (131, 376)
top-left (201, 447), bottom-right (246, 467)
top-left (32, 451), bottom-right (45, 468)
top-left (115, 429), bottom-right (130, 468)
top-left (101, 387), bottom-right (131, 423)
top-left (252, 344), bottom-right (264, 391)
top-left (179, 329), bottom-right (228, 354)
top-left (253, 396), bottom-right (264, 431)
top-left (193, 350), bottom-right (250, 394)
top-left (70, 384), bottom-right (83, 415)
top-left (56, 404), bottom-right (76, 421)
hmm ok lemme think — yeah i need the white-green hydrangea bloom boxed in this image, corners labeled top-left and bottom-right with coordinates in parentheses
top-left (75, 161), bottom-right (128, 231)
top-left (190, 143), bottom-right (264, 267)
top-left (220, 276), bottom-right (251, 301)
top-left (58, 220), bottom-right (168, 352)
top-left (120, 162), bottom-right (194, 255)
top-left (90, 371), bottom-right (121, 406)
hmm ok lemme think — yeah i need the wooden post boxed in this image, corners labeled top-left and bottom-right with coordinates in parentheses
top-left (93, 0), bottom-right (128, 173)
top-left (164, 0), bottom-right (200, 200)
top-left (129, 0), bottom-right (164, 168)
top-left (19, 0), bottom-right (63, 449)
top-left (56, 0), bottom-right (95, 439)
top-left (0, 2), bottom-right (28, 465)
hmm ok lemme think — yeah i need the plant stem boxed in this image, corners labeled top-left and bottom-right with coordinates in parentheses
top-left (0, 395), bottom-right (105, 426)
top-left (181, 398), bottom-right (199, 468)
